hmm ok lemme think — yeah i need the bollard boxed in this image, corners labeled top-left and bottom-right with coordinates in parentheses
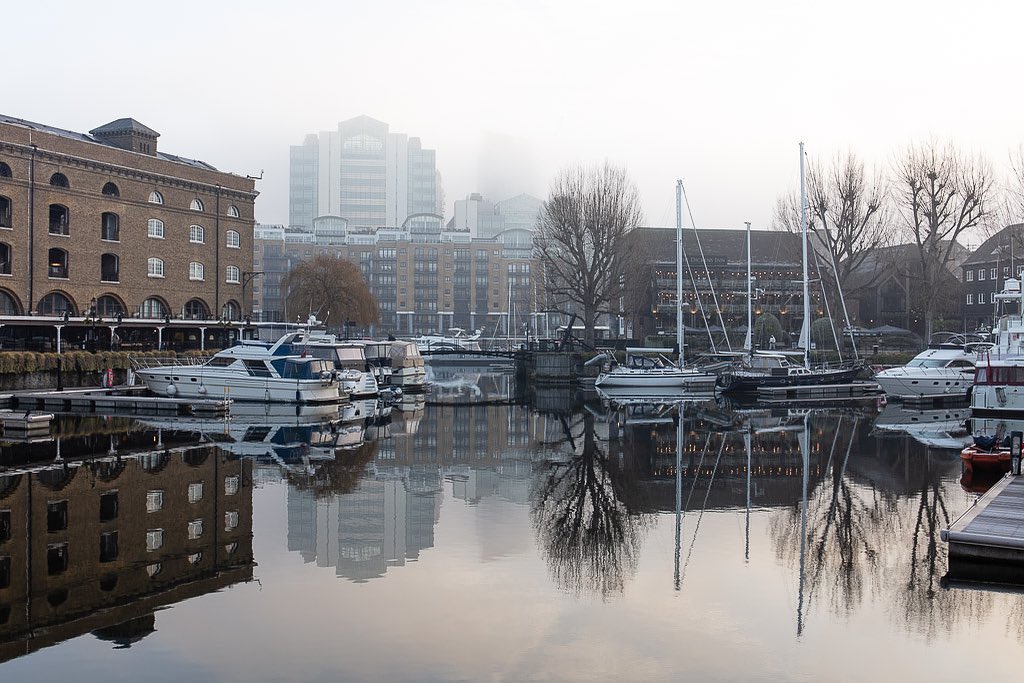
top-left (1012, 431), bottom-right (1022, 476)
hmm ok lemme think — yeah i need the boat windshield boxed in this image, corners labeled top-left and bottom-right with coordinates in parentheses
top-left (906, 359), bottom-right (950, 368)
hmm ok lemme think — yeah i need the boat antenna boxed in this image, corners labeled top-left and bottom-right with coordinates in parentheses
top-left (799, 142), bottom-right (810, 370)
top-left (745, 221), bottom-right (752, 356)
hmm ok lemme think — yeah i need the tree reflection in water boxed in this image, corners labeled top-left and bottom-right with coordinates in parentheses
top-left (284, 440), bottom-right (379, 497)
top-left (531, 411), bottom-right (649, 598)
top-left (770, 411), bottom-right (1000, 638)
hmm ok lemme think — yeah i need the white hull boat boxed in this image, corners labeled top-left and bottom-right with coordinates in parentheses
top-left (134, 332), bottom-right (342, 404)
top-left (874, 341), bottom-right (981, 399)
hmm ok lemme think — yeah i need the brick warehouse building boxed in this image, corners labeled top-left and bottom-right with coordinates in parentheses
top-left (0, 115), bottom-right (257, 349)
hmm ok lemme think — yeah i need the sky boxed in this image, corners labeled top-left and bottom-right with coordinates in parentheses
top-left (7, 0), bottom-right (1024, 231)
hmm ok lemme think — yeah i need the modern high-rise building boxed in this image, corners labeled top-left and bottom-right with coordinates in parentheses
top-left (288, 116), bottom-right (441, 234)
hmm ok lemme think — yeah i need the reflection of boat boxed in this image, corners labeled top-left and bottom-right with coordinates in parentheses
top-left (874, 339), bottom-right (982, 399)
top-left (133, 332), bottom-right (341, 403)
top-left (872, 403), bottom-right (972, 449)
top-left (596, 384), bottom-right (713, 403)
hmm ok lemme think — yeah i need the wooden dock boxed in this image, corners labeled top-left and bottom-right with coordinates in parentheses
top-left (756, 382), bottom-right (882, 403)
top-left (9, 386), bottom-right (230, 417)
top-left (942, 474), bottom-right (1024, 565)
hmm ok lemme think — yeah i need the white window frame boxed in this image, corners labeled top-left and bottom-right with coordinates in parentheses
top-left (189, 224), bottom-right (205, 244)
top-left (979, 292), bottom-right (986, 305)
top-left (226, 230), bottom-right (240, 249)
top-left (190, 198), bottom-right (204, 212)
top-left (147, 218), bottom-right (164, 239)
top-left (966, 270), bottom-right (974, 282)
top-left (148, 191), bottom-right (164, 205)
top-left (146, 490), bottom-right (164, 513)
top-left (224, 475), bottom-right (239, 496)
top-left (225, 510), bottom-right (239, 531)
top-left (189, 261), bottom-right (205, 281)
top-left (991, 267), bottom-right (997, 280)
top-left (188, 482), bottom-right (203, 503)
top-left (979, 268), bottom-right (986, 281)
top-left (966, 293), bottom-right (973, 305)
top-left (226, 265), bottom-right (240, 284)
top-left (146, 529), bottom-right (164, 551)
top-left (227, 205), bottom-right (240, 218)
top-left (188, 520), bottom-right (203, 540)
top-left (147, 258), bottom-right (165, 278)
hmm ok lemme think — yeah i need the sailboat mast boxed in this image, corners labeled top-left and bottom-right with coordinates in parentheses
top-left (746, 221), bottom-right (752, 356)
top-left (799, 142), bottom-right (810, 370)
top-left (676, 180), bottom-right (685, 364)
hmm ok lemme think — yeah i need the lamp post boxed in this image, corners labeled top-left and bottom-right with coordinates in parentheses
top-left (241, 271), bottom-right (264, 319)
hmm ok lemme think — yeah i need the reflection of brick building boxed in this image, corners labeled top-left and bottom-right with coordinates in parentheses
top-left (0, 445), bottom-right (253, 661)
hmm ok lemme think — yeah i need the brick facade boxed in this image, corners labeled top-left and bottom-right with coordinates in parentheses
top-left (0, 116), bottom-right (257, 319)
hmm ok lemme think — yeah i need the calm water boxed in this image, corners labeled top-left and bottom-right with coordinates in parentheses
top-left (0, 372), bottom-right (1022, 682)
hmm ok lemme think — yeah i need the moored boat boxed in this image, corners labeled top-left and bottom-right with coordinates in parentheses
top-left (133, 332), bottom-right (342, 404)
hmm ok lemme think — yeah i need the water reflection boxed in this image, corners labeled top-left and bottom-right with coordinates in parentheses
top-left (0, 444), bottom-right (253, 662)
top-left (2, 373), bottom-right (1023, 679)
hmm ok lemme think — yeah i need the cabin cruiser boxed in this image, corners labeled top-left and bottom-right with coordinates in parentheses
top-left (968, 278), bottom-right (1024, 417)
top-left (133, 332), bottom-right (341, 404)
top-left (717, 353), bottom-right (863, 395)
top-left (873, 336), bottom-right (985, 399)
top-left (358, 340), bottom-right (394, 388)
top-left (388, 341), bottom-right (428, 391)
top-left (594, 351), bottom-right (716, 392)
top-left (416, 328), bottom-right (482, 352)
top-left (292, 334), bottom-right (379, 398)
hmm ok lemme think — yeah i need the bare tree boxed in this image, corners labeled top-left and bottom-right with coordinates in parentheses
top-left (773, 153), bottom-right (891, 301)
top-left (535, 163), bottom-right (644, 346)
top-left (283, 254), bottom-right (380, 327)
top-left (893, 140), bottom-right (994, 338)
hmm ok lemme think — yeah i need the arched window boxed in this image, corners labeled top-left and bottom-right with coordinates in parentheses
top-left (47, 248), bottom-right (68, 279)
top-left (101, 254), bottom-right (119, 282)
top-left (38, 292), bottom-right (75, 316)
top-left (0, 289), bottom-right (21, 315)
top-left (189, 224), bottom-right (205, 243)
top-left (222, 300), bottom-right (241, 321)
top-left (101, 182), bottom-right (120, 197)
top-left (148, 191), bottom-right (164, 205)
top-left (48, 204), bottom-right (69, 235)
top-left (0, 196), bottom-right (10, 228)
top-left (190, 198), bottom-right (204, 212)
top-left (101, 212), bottom-right (119, 241)
top-left (0, 243), bottom-right (10, 275)
top-left (147, 257), bottom-right (164, 278)
top-left (147, 218), bottom-right (164, 239)
top-left (49, 173), bottom-right (69, 188)
top-left (225, 265), bottom-right (240, 284)
top-left (189, 261), bottom-right (204, 281)
top-left (184, 298), bottom-right (210, 319)
top-left (226, 230), bottom-right (240, 248)
top-left (0, 162), bottom-right (11, 178)
top-left (227, 205), bottom-right (240, 218)
top-left (140, 297), bottom-right (168, 319)
top-left (96, 295), bottom-right (124, 317)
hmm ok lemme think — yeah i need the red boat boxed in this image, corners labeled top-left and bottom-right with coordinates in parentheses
top-left (960, 444), bottom-right (1011, 472)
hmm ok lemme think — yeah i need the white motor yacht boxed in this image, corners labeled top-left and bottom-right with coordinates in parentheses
top-left (133, 332), bottom-right (341, 404)
top-left (874, 338), bottom-right (984, 399)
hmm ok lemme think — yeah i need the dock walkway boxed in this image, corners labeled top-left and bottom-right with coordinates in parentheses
top-left (3, 386), bottom-right (230, 417)
top-left (942, 474), bottom-right (1024, 564)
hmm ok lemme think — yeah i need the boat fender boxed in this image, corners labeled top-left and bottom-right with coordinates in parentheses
top-left (166, 383), bottom-right (177, 396)
top-left (198, 385), bottom-right (207, 395)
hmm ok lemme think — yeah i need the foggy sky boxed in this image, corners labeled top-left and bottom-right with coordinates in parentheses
top-left (8, 0), bottom-right (1023, 232)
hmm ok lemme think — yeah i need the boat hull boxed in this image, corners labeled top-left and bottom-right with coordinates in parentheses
top-left (135, 369), bottom-right (342, 404)
top-left (718, 367), bottom-right (862, 394)
top-left (874, 368), bottom-right (973, 399)
top-left (595, 369), bottom-right (717, 390)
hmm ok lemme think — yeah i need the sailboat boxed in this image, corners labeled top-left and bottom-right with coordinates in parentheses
top-left (718, 144), bottom-right (865, 395)
top-left (595, 180), bottom-right (717, 393)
